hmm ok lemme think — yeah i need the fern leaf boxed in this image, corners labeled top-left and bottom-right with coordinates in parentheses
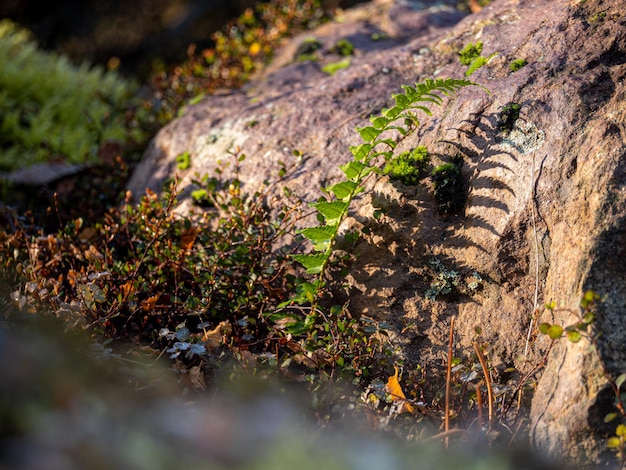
top-left (288, 75), bottom-right (485, 316)
top-left (357, 126), bottom-right (382, 143)
top-left (327, 180), bottom-right (359, 199)
top-left (350, 143), bottom-right (372, 161)
top-left (339, 161), bottom-right (371, 181)
top-left (299, 224), bottom-right (337, 252)
top-left (383, 106), bottom-right (402, 119)
top-left (312, 200), bottom-right (349, 225)
top-left (292, 253), bottom-right (327, 274)
top-left (370, 115), bottom-right (391, 129)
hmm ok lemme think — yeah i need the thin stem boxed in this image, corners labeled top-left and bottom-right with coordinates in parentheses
top-left (473, 340), bottom-right (494, 431)
top-left (525, 152), bottom-right (541, 357)
top-left (445, 316), bottom-right (455, 448)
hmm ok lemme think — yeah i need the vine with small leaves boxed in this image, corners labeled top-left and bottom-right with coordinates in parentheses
top-left (539, 290), bottom-right (626, 464)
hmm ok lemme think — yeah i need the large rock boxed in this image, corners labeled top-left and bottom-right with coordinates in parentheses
top-left (128, 0), bottom-right (626, 464)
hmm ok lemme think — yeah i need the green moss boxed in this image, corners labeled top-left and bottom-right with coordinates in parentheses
top-left (322, 58), bottom-right (351, 75)
top-left (459, 41), bottom-right (497, 77)
top-left (497, 102), bottom-right (521, 133)
top-left (0, 20), bottom-right (142, 172)
top-left (509, 58), bottom-right (528, 72)
top-left (458, 41), bottom-right (483, 66)
top-left (384, 146), bottom-right (429, 185)
top-left (431, 161), bottom-right (465, 215)
top-left (331, 39), bottom-right (354, 56)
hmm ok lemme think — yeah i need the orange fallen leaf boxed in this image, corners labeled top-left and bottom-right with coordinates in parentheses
top-left (181, 227), bottom-right (198, 252)
top-left (385, 366), bottom-right (415, 414)
top-left (120, 281), bottom-right (134, 298)
top-left (141, 294), bottom-right (159, 312)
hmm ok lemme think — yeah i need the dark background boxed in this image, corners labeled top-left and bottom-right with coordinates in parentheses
top-left (0, 0), bottom-right (365, 80)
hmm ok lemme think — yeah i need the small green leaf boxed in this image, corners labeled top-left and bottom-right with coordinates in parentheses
top-left (566, 330), bottom-right (582, 343)
top-left (582, 311), bottom-right (595, 324)
top-left (545, 300), bottom-right (557, 310)
top-left (327, 180), bottom-right (358, 199)
top-left (400, 84), bottom-right (416, 97)
top-left (607, 436), bottom-right (621, 448)
top-left (299, 225), bottom-right (336, 243)
top-left (370, 115), bottom-right (390, 129)
top-left (278, 281), bottom-right (324, 307)
top-left (616, 373), bottom-right (626, 390)
top-left (617, 424), bottom-right (626, 437)
top-left (357, 125), bottom-right (382, 143)
top-left (383, 106), bottom-right (402, 119)
top-left (392, 93), bottom-right (409, 107)
top-left (292, 253), bottom-right (327, 274)
top-left (604, 412), bottom-right (619, 423)
top-left (350, 143), bottom-right (372, 161)
top-left (547, 324), bottom-right (564, 339)
top-left (339, 160), bottom-right (372, 181)
top-left (538, 323), bottom-right (551, 334)
top-left (312, 200), bottom-right (349, 225)
top-left (299, 226), bottom-right (335, 251)
top-left (377, 139), bottom-right (397, 152)
top-left (581, 290), bottom-right (600, 309)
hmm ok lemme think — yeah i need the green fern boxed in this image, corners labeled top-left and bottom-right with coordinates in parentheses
top-left (286, 78), bottom-right (486, 323)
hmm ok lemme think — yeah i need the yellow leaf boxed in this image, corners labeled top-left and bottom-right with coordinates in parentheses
top-left (249, 42), bottom-right (261, 56)
top-left (385, 366), bottom-right (414, 413)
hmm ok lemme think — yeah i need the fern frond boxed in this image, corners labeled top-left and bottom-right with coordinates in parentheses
top-left (287, 77), bottom-right (486, 322)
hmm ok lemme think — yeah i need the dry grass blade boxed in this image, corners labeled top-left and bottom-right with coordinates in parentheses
top-left (473, 341), bottom-right (494, 430)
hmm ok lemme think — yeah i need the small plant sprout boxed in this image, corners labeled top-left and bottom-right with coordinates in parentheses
top-left (458, 41), bottom-right (498, 76)
top-left (176, 151), bottom-right (191, 170)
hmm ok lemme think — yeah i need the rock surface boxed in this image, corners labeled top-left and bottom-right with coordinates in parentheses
top-left (128, 0), bottom-right (626, 464)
